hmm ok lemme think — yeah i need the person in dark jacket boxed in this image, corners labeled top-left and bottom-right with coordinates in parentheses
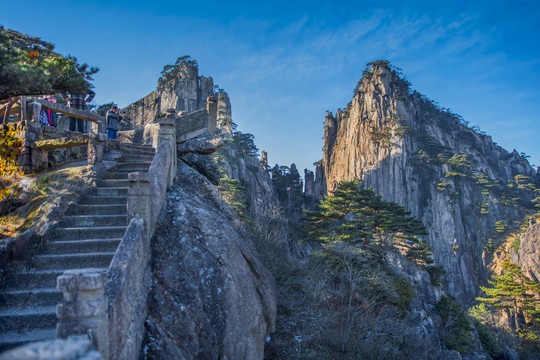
top-left (105, 105), bottom-right (121, 139)
top-left (66, 90), bottom-right (95, 132)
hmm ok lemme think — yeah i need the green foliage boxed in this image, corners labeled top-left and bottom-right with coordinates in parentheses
top-left (0, 26), bottom-right (98, 101)
top-left (494, 220), bottom-right (507, 233)
top-left (392, 277), bottom-right (414, 312)
top-left (232, 131), bottom-right (258, 157)
top-left (304, 179), bottom-right (431, 265)
top-left (369, 126), bottom-right (392, 147)
top-left (435, 296), bottom-right (475, 354)
top-left (0, 124), bottom-right (22, 176)
top-left (474, 319), bottom-right (501, 357)
top-left (216, 175), bottom-right (247, 221)
top-left (447, 154), bottom-right (473, 171)
top-left (478, 261), bottom-right (540, 332)
top-left (160, 55), bottom-right (198, 81)
top-left (436, 182), bottom-right (453, 192)
top-left (479, 201), bottom-right (490, 214)
top-left (426, 265), bottom-right (446, 286)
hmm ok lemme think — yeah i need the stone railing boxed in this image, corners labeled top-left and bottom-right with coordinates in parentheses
top-left (176, 96), bottom-right (217, 143)
top-left (55, 112), bottom-right (177, 360)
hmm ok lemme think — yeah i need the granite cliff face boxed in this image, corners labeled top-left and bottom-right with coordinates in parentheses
top-left (320, 61), bottom-right (537, 303)
top-left (511, 222), bottom-right (540, 282)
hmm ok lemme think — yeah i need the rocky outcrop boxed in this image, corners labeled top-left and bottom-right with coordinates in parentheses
top-left (511, 222), bottom-right (540, 282)
top-left (177, 134), bottom-right (223, 156)
top-left (321, 61), bottom-right (537, 303)
top-left (144, 161), bottom-right (276, 359)
top-left (216, 91), bottom-right (233, 136)
top-left (271, 164), bottom-right (304, 222)
top-left (216, 145), bottom-right (291, 253)
top-left (121, 60), bottom-right (215, 130)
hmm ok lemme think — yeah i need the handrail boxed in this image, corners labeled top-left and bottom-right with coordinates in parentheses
top-left (34, 99), bottom-right (104, 123)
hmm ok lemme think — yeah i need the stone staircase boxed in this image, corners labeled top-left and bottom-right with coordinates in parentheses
top-left (0, 142), bottom-right (155, 352)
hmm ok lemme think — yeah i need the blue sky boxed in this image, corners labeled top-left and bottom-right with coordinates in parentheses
top-left (3, 0), bottom-right (540, 176)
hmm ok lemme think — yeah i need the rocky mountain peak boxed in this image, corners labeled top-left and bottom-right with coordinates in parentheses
top-left (320, 60), bottom-right (537, 303)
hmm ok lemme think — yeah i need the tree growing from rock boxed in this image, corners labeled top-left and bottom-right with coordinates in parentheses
top-left (478, 261), bottom-right (540, 332)
top-left (305, 179), bottom-right (431, 264)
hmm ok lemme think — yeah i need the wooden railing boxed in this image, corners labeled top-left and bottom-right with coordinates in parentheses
top-left (33, 99), bottom-right (104, 124)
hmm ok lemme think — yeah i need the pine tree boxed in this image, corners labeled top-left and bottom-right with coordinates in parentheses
top-left (478, 261), bottom-right (540, 331)
top-left (0, 26), bottom-right (98, 102)
top-left (305, 179), bottom-right (431, 264)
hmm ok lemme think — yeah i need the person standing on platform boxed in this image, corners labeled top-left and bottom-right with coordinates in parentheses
top-left (66, 90), bottom-right (95, 132)
top-left (105, 105), bottom-right (122, 139)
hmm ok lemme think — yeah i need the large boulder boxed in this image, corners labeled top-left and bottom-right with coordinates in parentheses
top-left (180, 153), bottom-right (221, 185)
top-left (143, 161), bottom-right (276, 359)
top-left (177, 134), bottom-right (223, 156)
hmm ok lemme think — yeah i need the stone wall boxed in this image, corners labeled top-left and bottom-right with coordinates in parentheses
top-left (176, 109), bottom-right (208, 142)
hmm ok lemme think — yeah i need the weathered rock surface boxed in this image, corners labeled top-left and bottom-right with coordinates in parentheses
top-left (143, 161), bottom-right (276, 360)
top-left (181, 153), bottom-right (221, 185)
top-left (321, 62), bottom-right (537, 303)
top-left (0, 336), bottom-right (102, 360)
top-left (217, 145), bottom-right (291, 253)
top-left (177, 134), bottom-right (223, 156)
top-left (511, 222), bottom-right (540, 282)
top-left (216, 91), bottom-right (233, 137)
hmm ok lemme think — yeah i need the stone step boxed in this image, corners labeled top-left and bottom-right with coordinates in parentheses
top-left (52, 226), bottom-right (126, 241)
top-left (8, 268), bottom-right (107, 290)
top-left (119, 143), bottom-right (155, 152)
top-left (7, 269), bottom-right (64, 290)
top-left (0, 328), bottom-right (57, 353)
top-left (123, 154), bottom-right (155, 162)
top-left (97, 179), bottom-right (130, 188)
top-left (102, 172), bottom-right (130, 180)
top-left (0, 287), bottom-right (61, 307)
top-left (113, 162), bottom-right (152, 171)
top-left (94, 187), bottom-right (128, 196)
top-left (121, 150), bottom-right (155, 158)
top-left (0, 305), bottom-right (57, 333)
top-left (58, 214), bottom-right (126, 228)
top-left (33, 252), bottom-right (115, 270)
top-left (70, 204), bottom-right (127, 216)
top-left (78, 195), bottom-right (127, 205)
top-left (47, 238), bottom-right (121, 254)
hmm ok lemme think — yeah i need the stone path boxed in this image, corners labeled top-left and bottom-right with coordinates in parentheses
top-left (0, 142), bottom-right (155, 352)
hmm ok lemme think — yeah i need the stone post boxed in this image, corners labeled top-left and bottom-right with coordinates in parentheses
top-left (92, 119), bottom-right (105, 135)
top-left (31, 101), bottom-right (41, 123)
top-left (57, 268), bottom-right (109, 359)
top-left (157, 110), bottom-right (177, 186)
top-left (88, 133), bottom-right (107, 165)
top-left (127, 172), bottom-right (152, 241)
top-left (206, 96), bottom-right (217, 134)
top-left (20, 96), bottom-right (27, 121)
top-left (31, 146), bottom-right (48, 172)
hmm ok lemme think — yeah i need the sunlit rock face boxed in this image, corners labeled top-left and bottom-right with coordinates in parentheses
top-left (321, 61), bottom-right (536, 303)
top-left (121, 61), bottom-right (216, 130)
top-left (511, 222), bottom-right (540, 282)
